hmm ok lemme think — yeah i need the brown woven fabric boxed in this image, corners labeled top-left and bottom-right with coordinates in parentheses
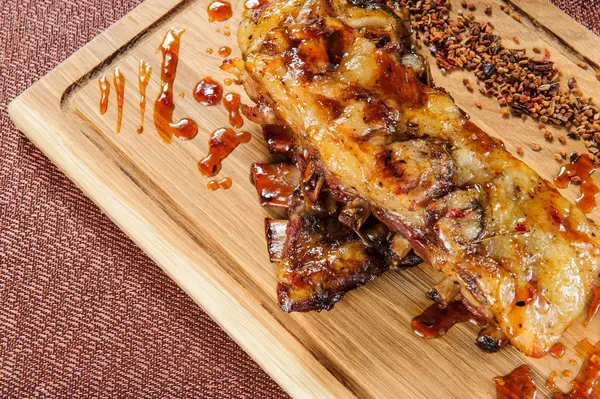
top-left (0, 0), bottom-right (597, 398)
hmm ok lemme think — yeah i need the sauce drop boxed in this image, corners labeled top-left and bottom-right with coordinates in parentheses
top-left (224, 78), bottom-right (234, 87)
top-left (207, 177), bottom-right (233, 191)
top-left (548, 371), bottom-right (558, 389)
top-left (113, 67), bottom-right (125, 134)
top-left (563, 370), bottom-right (573, 378)
top-left (99, 74), bottom-right (110, 115)
top-left (223, 92), bottom-right (244, 128)
top-left (206, 48), bottom-right (214, 55)
top-left (193, 77), bottom-right (223, 106)
top-left (555, 154), bottom-right (599, 214)
top-left (198, 128), bottom-right (251, 177)
top-left (218, 46), bottom-right (232, 57)
top-left (154, 28), bottom-right (198, 142)
top-left (494, 365), bottom-right (537, 399)
top-left (555, 340), bottom-right (600, 398)
top-left (585, 286), bottom-right (600, 327)
top-left (552, 343), bottom-right (566, 359)
top-left (207, 1), bottom-right (232, 22)
top-left (411, 301), bottom-right (474, 339)
top-left (137, 60), bottom-right (152, 134)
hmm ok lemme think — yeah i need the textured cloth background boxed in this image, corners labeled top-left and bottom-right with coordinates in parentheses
top-left (0, 0), bottom-right (598, 397)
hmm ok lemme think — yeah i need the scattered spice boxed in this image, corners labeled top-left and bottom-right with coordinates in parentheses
top-left (462, 78), bottom-right (473, 91)
top-left (517, 147), bottom-right (524, 156)
top-left (531, 143), bottom-right (542, 152)
top-left (577, 61), bottom-right (588, 70)
top-left (401, 0), bottom-right (600, 164)
top-left (511, 13), bottom-right (521, 22)
top-left (559, 136), bottom-right (568, 145)
top-left (484, 5), bottom-right (492, 15)
top-left (544, 131), bottom-right (554, 141)
top-left (475, 101), bottom-right (482, 109)
top-left (513, 36), bottom-right (520, 44)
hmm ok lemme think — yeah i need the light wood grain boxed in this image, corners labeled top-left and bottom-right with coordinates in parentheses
top-left (8, 0), bottom-right (600, 397)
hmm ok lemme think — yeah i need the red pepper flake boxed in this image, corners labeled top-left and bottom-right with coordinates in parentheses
top-left (515, 223), bottom-right (527, 232)
top-left (475, 101), bottom-right (482, 109)
top-left (449, 208), bottom-right (467, 219)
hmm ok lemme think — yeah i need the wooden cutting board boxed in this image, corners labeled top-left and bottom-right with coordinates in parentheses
top-left (8, 0), bottom-right (600, 397)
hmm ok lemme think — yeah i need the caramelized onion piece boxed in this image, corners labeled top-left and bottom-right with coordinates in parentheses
top-left (476, 324), bottom-right (509, 353)
top-left (264, 219), bottom-right (288, 263)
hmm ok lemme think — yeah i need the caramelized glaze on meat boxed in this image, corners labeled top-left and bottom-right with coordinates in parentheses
top-left (239, 0), bottom-right (600, 356)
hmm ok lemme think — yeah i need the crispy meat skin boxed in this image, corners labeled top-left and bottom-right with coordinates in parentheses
top-left (239, 0), bottom-right (600, 356)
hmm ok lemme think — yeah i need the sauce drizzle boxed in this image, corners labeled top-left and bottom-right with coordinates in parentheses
top-left (411, 301), bottom-right (474, 339)
top-left (193, 77), bottom-right (223, 106)
top-left (137, 60), bottom-right (152, 134)
top-left (555, 154), bottom-right (599, 214)
top-left (207, 177), bottom-right (233, 191)
top-left (99, 74), bottom-right (110, 115)
top-left (154, 28), bottom-right (199, 142)
top-left (113, 67), bottom-right (125, 134)
top-left (207, 1), bottom-right (232, 22)
top-left (223, 92), bottom-right (244, 128)
top-left (250, 163), bottom-right (299, 208)
top-left (198, 128), bottom-right (251, 177)
top-left (585, 286), bottom-right (600, 327)
top-left (494, 365), bottom-right (537, 399)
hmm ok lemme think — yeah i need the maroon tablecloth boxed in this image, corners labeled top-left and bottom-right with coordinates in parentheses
top-left (0, 0), bottom-right (598, 397)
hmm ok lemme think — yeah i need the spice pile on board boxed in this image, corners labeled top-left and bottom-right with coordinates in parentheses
top-left (400, 0), bottom-right (600, 164)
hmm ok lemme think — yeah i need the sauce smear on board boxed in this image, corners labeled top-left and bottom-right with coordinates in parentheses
top-left (198, 128), bottom-right (251, 177)
top-left (113, 67), bottom-right (125, 134)
top-left (494, 365), bottom-right (537, 399)
top-left (137, 60), bottom-right (152, 134)
top-left (193, 77), bottom-right (223, 106)
top-left (410, 301), bottom-right (474, 339)
top-left (99, 74), bottom-right (110, 115)
top-left (223, 92), bottom-right (244, 128)
top-left (207, 177), bottom-right (233, 191)
top-left (207, 1), bottom-right (232, 22)
top-left (555, 154), bottom-right (599, 214)
top-left (154, 28), bottom-right (199, 142)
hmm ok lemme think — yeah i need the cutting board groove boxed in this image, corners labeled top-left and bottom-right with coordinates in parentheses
top-left (9, 0), bottom-right (600, 398)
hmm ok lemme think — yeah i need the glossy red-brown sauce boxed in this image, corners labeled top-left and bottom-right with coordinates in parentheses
top-left (552, 343), bottom-right (567, 359)
top-left (207, 1), bottom-right (232, 22)
top-left (198, 128), bottom-right (251, 177)
top-left (99, 74), bottom-right (110, 115)
top-left (224, 78), bottom-right (234, 87)
top-left (553, 340), bottom-right (600, 398)
top-left (207, 177), bottom-right (233, 191)
top-left (555, 154), bottom-right (599, 214)
top-left (262, 125), bottom-right (295, 157)
top-left (218, 46), bottom-right (232, 57)
top-left (154, 28), bottom-right (199, 143)
top-left (411, 301), bottom-right (474, 339)
top-left (113, 67), bottom-right (125, 134)
top-left (251, 163), bottom-right (299, 208)
top-left (548, 371), bottom-right (558, 388)
top-left (585, 286), bottom-right (600, 327)
top-left (494, 365), bottom-right (537, 399)
top-left (193, 77), bottom-right (223, 106)
top-left (137, 60), bottom-right (152, 134)
top-left (223, 92), bottom-right (244, 128)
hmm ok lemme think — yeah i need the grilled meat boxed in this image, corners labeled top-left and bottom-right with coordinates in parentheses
top-left (239, 0), bottom-right (600, 356)
top-left (256, 158), bottom-right (421, 312)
